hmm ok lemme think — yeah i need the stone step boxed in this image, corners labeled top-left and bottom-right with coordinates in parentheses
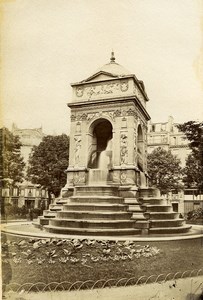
top-left (139, 197), bottom-right (167, 205)
top-left (63, 203), bottom-right (128, 212)
top-left (74, 185), bottom-right (119, 197)
top-left (50, 207), bottom-right (63, 212)
top-left (135, 220), bottom-right (149, 229)
top-left (44, 215), bottom-right (55, 219)
top-left (55, 199), bottom-right (69, 205)
top-left (145, 212), bottom-right (179, 220)
top-left (150, 219), bottom-right (185, 228)
top-left (43, 211), bottom-right (56, 217)
top-left (131, 213), bottom-right (146, 220)
top-left (128, 205), bottom-right (144, 212)
top-left (143, 205), bottom-right (173, 212)
top-left (139, 188), bottom-right (160, 198)
top-left (124, 198), bottom-right (140, 204)
top-left (49, 218), bottom-right (136, 229)
top-left (70, 195), bottom-right (124, 204)
top-left (33, 222), bottom-right (42, 229)
top-left (49, 204), bottom-right (63, 211)
top-left (44, 225), bottom-right (141, 236)
top-left (38, 216), bottom-right (50, 226)
top-left (57, 211), bottom-right (132, 220)
top-left (149, 225), bottom-right (192, 234)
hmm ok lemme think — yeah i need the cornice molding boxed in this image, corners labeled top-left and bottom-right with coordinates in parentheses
top-left (68, 96), bottom-right (150, 121)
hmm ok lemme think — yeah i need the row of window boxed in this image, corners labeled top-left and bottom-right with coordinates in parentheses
top-left (148, 135), bottom-right (187, 145)
top-left (1, 187), bottom-right (48, 198)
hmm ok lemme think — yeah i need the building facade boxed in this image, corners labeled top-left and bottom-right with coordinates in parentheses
top-left (12, 123), bottom-right (44, 168)
top-left (167, 189), bottom-right (203, 216)
top-left (147, 117), bottom-right (203, 215)
top-left (147, 116), bottom-right (191, 166)
top-left (1, 124), bottom-right (48, 209)
top-left (2, 184), bottom-right (48, 209)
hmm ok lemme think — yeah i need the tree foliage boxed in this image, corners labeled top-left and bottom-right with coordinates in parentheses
top-left (1, 127), bottom-right (25, 187)
top-left (177, 121), bottom-right (203, 149)
top-left (27, 134), bottom-right (69, 198)
top-left (177, 121), bottom-right (203, 190)
top-left (182, 154), bottom-right (202, 188)
top-left (147, 147), bottom-right (182, 194)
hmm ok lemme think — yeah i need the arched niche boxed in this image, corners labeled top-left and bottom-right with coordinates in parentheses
top-left (88, 118), bottom-right (113, 169)
top-left (137, 124), bottom-right (144, 170)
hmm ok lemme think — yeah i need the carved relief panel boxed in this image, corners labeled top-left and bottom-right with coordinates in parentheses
top-left (74, 136), bottom-right (82, 166)
top-left (73, 79), bottom-right (132, 102)
top-left (120, 133), bottom-right (128, 165)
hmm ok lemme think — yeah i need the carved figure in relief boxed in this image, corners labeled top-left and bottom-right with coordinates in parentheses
top-left (87, 86), bottom-right (96, 99)
top-left (74, 172), bottom-right (85, 184)
top-left (85, 82), bottom-right (121, 100)
top-left (121, 171), bottom-right (127, 184)
top-left (120, 133), bottom-right (128, 165)
top-left (74, 137), bottom-right (82, 165)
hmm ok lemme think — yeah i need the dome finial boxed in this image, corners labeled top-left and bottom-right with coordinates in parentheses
top-left (110, 50), bottom-right (115, 63)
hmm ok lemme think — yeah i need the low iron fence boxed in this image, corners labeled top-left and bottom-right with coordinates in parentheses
top-left (2, 268), bottom-right (203, 294)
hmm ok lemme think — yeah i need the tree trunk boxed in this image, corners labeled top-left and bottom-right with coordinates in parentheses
top-left (47, 190), bottom-right (52, 209)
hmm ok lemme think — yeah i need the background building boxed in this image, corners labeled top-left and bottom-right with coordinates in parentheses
top-left (147, 117), bottom-right (203, 215)
top-left (12, 123), bottom-right (44, 168)
top-left (1, 124), bottom-right (48, 209)
top-left (147, 116), bottom-right (190, 166)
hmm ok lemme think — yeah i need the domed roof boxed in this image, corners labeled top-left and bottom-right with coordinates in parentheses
top-left (94, 52), bottom-right (131, 76)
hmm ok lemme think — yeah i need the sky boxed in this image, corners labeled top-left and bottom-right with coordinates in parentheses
top-left (1, 0), bottom-right (203, 135)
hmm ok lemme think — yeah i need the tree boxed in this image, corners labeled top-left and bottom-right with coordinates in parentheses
top-left (0, 127), bottom-right (25, 187)
top-left (182, 154), bottom-right (202, 188)
top-left (177, 121), bottom-right (203, 190)
top-left (27, 134), bottom-right (69, 201)
top-left (177, 121), bottom-right (203, 149)
top-left (147, 147), bottom-right (183, 194)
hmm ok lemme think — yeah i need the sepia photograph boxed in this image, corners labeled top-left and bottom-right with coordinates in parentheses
top-left (1, 0), bottom-right (203, 299)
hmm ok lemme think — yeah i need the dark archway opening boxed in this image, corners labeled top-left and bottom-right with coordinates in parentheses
top-left (88, 119), bottom-right (112, 168)
top-left (137, 125), bottom-right (144, 171)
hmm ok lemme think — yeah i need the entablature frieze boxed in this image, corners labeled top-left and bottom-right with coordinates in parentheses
top-left (68, 96), bottom-right (150, 123)
top-left (70, 107), bottom-right (149, 127)
top-left (71, 75), bottom-right (149, 103)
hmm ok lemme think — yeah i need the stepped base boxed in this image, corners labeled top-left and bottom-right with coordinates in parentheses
top-left (44, 225), bottom-right (141, 236)
top-left (49, 218), bottom-right (136, 229)
top-left (63, 203), bottom-right (128, 212)
top-left (38, 217), bottom-right (50, 226)
top-left (57, 211), bottom-right (132, 220)
top-left (35, 184), bottom-right (192, 236)
top-left (149, 225), bottom-right (192, 235)
top-left (33, 222), bottom-right (43, 229)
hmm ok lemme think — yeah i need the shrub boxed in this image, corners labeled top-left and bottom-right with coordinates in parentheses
top-left (32, 208), bottom-right (42, 218)
top-left (187, 208), bottom-right (203, 220)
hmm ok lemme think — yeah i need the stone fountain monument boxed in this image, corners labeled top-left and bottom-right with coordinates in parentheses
top-left (35, 53), bottom-right (191, 236)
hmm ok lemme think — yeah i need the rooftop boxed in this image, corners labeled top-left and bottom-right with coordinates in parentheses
top-left (94, 51), bottom-right (131, 76)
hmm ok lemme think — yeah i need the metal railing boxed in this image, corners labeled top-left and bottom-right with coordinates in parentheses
top-left (2, 268), bottom-right (203, 294)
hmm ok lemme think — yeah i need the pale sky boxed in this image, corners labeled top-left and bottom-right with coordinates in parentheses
top-left (1, 0), bottom-right (203, 135)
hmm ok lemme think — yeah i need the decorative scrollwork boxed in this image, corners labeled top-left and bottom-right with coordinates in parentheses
top-left (76, 87), bottom-right (84, 97)
top-left (120, 80), bottom-right (129, 92)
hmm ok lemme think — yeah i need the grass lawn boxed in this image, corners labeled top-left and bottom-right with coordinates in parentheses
top-left (2, 233), bottom-right (203, 288)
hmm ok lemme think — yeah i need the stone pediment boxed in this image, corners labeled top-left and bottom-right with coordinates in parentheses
top-left (81, 71), bottom-right (121, 83)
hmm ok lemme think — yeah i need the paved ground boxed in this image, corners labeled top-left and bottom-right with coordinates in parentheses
top-left (3, 276), bottom-right (203, 300)
top-left (1, 221), bottom-right (203, 241)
